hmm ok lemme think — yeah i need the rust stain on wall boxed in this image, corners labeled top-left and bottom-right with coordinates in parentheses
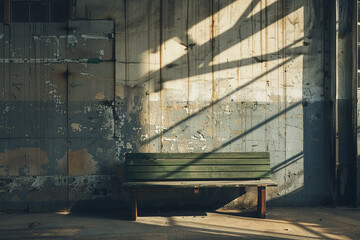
top-left (68, 149), bottom-right (99, 176)
top-left (0, 148), bottom-right (48, 176)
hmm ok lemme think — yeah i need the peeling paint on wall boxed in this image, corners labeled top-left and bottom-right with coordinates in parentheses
top-left (71, 123), bottom-right (82, 132)
top-left (68, 149), bottom-right (99, 176)
top-left (0, 148), bottom-right (48, 176)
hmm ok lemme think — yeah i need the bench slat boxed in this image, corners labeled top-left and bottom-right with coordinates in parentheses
top-left (126, 159), bottom-right (270, 166)
top-left (126, 152), bottom-right (269, 159)
top-left (123, 180), bottom-right (277, 188)
top-left (126, 165), bottom-right (270, 172)
top-left (126, 171), bottom-right (270, 180)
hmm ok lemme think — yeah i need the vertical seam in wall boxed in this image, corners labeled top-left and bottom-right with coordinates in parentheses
top-left (322, 0), bottom-right (329, 201)
top-left (282, 0), bottom-right (287, 195)
top-left (237, 2), bottom-right (242, 152)
top-left (147, 1), bottom-right (151, 152)
top-left (334, 0), bottom-right (339, 204)
top-left (124, 0), bottom-right (128, 99)
top-left (123, 0), bottom-right (131, 155)
top-left (66, 19), bottom-right (70, 211)
top-left (211, 0), bottom-right (215, 150)
top-left (264, 0), bottom-right (268, 152)
top-left (1, 24), bottom-right (3, 100)
top-left (259, 0), bottom-right (264, 151)
top-left (276, 0), bottom-right (280, 178)
top-left (159, 0), bottom-right (163, 152)
top-left (353, 0), bottom-right (358, 206)
top-left (186, 0), bottom-right (190, 113)
top-left (113, 19), bottom-right (116, 138)
top-left (351, 0), bottom-right (358, 206)
top-left (249, 0), bottom-right (254, 153)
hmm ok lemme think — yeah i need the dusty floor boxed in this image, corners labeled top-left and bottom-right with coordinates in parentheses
top-left (0, 207), bottom-right (359, 239)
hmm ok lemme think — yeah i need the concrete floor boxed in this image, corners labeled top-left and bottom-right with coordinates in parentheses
top-left (0, 207), bottom-right (359, 239)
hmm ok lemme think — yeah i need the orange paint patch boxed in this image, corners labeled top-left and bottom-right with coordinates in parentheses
top-left (68, 149), bottom-right (99, 175)
top-left (0, 148), bottom-right (48, 176)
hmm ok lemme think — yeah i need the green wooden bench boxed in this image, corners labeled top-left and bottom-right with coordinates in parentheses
top-left (122, 152), bottom-right (276, 220)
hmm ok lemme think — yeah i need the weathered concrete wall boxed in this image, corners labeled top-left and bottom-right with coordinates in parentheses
top-left (0, 0), bottom-right (336, 211)
top-left (334, 0), bottom-right (357, 206)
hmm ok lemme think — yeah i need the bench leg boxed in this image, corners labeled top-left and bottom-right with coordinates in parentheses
top-left (131, 189), bottom-right (138, 221)
top-left (257, 186), bottom-right (266, 218)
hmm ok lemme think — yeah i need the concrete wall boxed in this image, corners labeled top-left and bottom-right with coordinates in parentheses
top-left (0, 0), bottom-right (336, 212)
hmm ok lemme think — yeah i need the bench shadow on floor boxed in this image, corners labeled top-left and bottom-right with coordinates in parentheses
top-left (67, 207), bottom-right (259, 220)
top-left (68, 187), bottom-right (253, 219)
top-left (139, 208), bottom-right (260, 218)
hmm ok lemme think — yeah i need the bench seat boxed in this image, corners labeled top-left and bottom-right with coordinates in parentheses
top-left (122, 152), bottom-right (276, 220)
top-left (123, 179), bottom-right (276, 188)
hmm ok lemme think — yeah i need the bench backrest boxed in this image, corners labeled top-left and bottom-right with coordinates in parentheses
top-left (125, 152), bottom-right (271, 181)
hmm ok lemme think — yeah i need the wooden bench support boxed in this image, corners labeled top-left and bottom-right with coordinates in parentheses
top-left (131, 189), bottom-right (137, 221)
top-left (257, 186), bottom-right (266, 218)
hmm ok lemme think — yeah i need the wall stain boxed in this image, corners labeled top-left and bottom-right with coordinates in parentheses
top-left (68, 149), bottom-right (99, 176)
top-left (0, 148), bottom-right (48, 176)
